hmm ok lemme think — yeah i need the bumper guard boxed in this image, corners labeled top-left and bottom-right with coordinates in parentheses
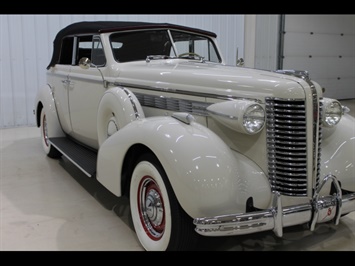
top-left (193, 174), bottom-right (355, 237)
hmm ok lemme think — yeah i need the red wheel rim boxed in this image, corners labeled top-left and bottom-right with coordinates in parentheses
top-left (137, 175), bottom-right (165, 240)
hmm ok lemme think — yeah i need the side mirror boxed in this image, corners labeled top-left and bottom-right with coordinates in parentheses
top-left (79, 57), bottom-right (91, 69)
top-left (78, 57), bottom-right (109, 89)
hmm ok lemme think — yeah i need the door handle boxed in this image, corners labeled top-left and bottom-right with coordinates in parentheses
top-left (61, 79), bottom-right (74, 88)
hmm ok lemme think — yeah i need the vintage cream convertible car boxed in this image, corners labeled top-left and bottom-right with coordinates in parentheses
top-left (34, 21), bottom-right (355, 251)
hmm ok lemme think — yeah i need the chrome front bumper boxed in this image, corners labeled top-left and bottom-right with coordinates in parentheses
top-left (193, 174), bottom-right (355, 237)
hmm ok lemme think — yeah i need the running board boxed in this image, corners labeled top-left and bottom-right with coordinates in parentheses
top-left (49, 137), bottom-right (97, 177)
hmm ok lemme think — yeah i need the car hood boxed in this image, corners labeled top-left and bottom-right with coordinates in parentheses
top-left (112, 59), bottom-right (314, 101)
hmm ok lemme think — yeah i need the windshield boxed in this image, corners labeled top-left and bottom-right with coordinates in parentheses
top-left (110, 29), bottom-right (221, 63)
top-left (170, 30), bottom-right (220, 62)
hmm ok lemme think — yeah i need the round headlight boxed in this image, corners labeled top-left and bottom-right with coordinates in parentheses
top-left (243, 104), bottom-right (265, 134)
top-left (323, 99), bottom-right (342, 127)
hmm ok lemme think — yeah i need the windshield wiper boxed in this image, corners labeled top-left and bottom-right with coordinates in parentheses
top-left (146, 54), bottom-right (205, 63)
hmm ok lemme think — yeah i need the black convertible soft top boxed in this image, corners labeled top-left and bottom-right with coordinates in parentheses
top-left (47, 21), bottom-right (217, 69)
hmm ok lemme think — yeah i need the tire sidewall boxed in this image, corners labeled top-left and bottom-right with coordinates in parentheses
top-left (130, 156), bottom-right (172, 251)
top-left (40, 108), bottom-right (51, 155)
top-left (40, 108), bottom-right (61, 158)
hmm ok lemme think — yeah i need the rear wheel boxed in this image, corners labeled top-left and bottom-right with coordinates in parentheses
top-left (129, 153), bottom-right (199, 251)
top-left (40, 108), bottom-right (62, 158)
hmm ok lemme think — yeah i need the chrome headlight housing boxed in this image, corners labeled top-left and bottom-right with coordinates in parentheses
top-left (243, 104), bottom-right (265, 134)
top-left (322, 98), bottom-right (343, 127)
top-left (207, 100), bottom-right (265, 134)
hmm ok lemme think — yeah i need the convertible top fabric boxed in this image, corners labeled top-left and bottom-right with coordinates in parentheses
top-left (47, 21), bottom-right (217, 69)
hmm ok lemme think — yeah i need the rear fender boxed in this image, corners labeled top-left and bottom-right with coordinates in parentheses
top-left (34, 84), bottom-right (65, 138)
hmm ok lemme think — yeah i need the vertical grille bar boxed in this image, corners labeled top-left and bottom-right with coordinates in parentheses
top-left (315, 101), bottom-right (323, 190)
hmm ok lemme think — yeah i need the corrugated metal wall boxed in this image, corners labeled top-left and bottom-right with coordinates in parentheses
top-left (254, 14), bottom-right (355, 100)
top-left (0, 14), bottom-right (244, 128)
top-left (282, 15), bottom-right (355, 100)
top-left (255, 15), bottom-right (280, 71)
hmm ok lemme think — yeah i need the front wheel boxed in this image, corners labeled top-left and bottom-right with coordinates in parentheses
top-left (40, 108), bottom-right (62, 158)
top-left (129, 153), bottom-right (199, 251)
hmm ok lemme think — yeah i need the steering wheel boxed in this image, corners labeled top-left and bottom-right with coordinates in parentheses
top-left (178, 52), bottom-right (202, 58)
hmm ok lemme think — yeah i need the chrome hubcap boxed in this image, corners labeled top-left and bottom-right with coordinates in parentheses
top-left (138, 176), bottom-right (165, 240)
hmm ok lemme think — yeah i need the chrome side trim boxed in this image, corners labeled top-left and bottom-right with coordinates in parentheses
top-left (121, 87), bottom-right (141, 119)
top-left (113, 81), bottom-right (263, 103)
top-left (134, 92), bottom-right (211, 116)
top-left (193, 174), bottom-right (355, 237)
top-left (206, 109), bottom-right (238, 120)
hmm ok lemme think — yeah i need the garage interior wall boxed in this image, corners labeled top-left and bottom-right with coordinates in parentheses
top-left (0, 14), bottom-right (244, 128)
top-left (253, 14), bottom-right (355, 100)
top-left (254, 15), bottom-right (280, 71)
top-left (281, 14), bottom-right (355, 100)
top-left (2, 14), bottom-right (354, 128)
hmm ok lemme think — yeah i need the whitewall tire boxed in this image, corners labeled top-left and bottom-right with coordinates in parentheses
top-left (40, 108), bottom-right (61, 158)
top-left (129, 153), bottom-right (199, 251)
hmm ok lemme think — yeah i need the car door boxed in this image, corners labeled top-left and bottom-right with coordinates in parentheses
top-left (67, 35), bottom-right (107, 150)
top-left (47, 36), bottom-right (74, 135)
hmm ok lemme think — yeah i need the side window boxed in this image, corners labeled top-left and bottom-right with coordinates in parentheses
top-left (76, 35), bottom-right (106, 67)
top-left (58, 37), bottom-right (74, 65)
top-left (77, 36), bottom-right (93, 64)
top-left (91, 36), bottom-right (106, 66)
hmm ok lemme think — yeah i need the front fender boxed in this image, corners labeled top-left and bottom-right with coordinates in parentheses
top-left (97, 115), bottom-right (271, 218)
top-left (34, 84), bottom-right (64, 138)
top-left (321, 113), bottom-right (355, 191)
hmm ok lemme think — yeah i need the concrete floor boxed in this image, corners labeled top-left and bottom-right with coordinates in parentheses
top-left (1, 99), bottom-right (355, 251)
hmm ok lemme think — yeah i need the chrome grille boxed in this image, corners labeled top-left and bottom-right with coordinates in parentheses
top-left (266, 98), bottom-right (309, 196)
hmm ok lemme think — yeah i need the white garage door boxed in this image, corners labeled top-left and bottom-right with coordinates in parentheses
top-left (282, 15), bottom-right (355, 100)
